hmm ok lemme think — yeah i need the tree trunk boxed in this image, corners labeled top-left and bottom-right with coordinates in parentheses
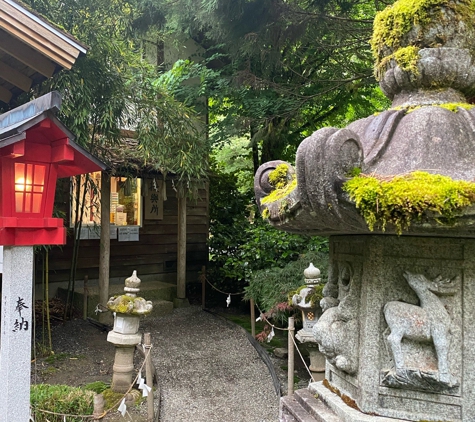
top-left (99, 172), bottom-right (111, 323)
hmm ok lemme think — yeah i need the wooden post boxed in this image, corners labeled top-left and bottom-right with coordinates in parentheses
top-left (177, 192), bottom-right (187, 300)
top-left (288, 317), bottom-right (295, 396)
top-left (201, 265), bottom-right (206, 310)
top-left (98, 172), bottom-right (110, 323)
top-left (83, 274), bottom-right (88, 320)
top-left (250, 299), bottom-right (256, 337)
top-left (144, 333), bottom-right (154, 422)
top-left (93, 393), bottom-right (104, 420)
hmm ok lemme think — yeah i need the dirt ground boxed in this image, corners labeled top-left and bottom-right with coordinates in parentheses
top-left (31, 304), bottom-right (311, 421)
top-left (32, 314), bottom-right (153, 421)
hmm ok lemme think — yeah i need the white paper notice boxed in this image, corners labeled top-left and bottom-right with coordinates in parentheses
top-left (118, 226), bottom-right (139, 242)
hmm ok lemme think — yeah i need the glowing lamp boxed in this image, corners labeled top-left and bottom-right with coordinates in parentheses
top-left (0, 92), bottom-right (106, 245)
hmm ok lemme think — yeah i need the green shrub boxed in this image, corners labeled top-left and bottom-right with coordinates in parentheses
top-left (31, 384), bottom-right (94, 422)
top-left (244, 250), bottom-right (329, 325)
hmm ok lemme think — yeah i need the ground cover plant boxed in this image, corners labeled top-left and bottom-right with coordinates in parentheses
top-left (30, 384), bottom-right (94, 422)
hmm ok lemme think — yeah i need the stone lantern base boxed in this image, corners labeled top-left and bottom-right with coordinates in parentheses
top-left (107, 332), bottom-right (142, 393)
top-left (296, 330), bottom-right (325, 381)
top-left (312, 235), bottom-right (473, 422)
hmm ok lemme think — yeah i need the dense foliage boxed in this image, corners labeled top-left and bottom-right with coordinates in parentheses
top-left (21, 0), bottom-right (209, 185)
top-left (208, 163), bottom-right (328, 315)
top-left (135, 0), bottom-right (391, 168)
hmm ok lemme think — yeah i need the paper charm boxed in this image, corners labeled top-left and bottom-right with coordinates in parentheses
top-left (118, 398), bottom-right (127, 417)
top-left (226, 294), bottom-right (231, 307)
top-left (267, 327), bottom-right (275, 343)
top-left (256, 315), bottom-right (262, 322)
top-left (142, 383), bottom-right (152, 397)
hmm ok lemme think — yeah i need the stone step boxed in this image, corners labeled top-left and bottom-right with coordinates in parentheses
top-left (58, 280), bottom-right (177, 318)
top-left (280, 395), bottom-right (319, 422)
top-left (294, 389), bottom-right (340, 422)
top-left (308, 382), bottom-right (406, 422)
top-left (149, 299), bottom-right (174, 317)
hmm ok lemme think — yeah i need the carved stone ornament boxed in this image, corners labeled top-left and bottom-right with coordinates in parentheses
top-left (382, 270), bottom-right (460, 392)
top-left (312, 262), bottom-right (359, 375)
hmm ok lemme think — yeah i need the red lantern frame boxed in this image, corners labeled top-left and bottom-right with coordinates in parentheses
top-left (0, 107), bottom-right (105, 245)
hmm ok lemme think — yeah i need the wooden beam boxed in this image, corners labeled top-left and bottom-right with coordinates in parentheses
top-left (0, 30), bottom-right (56, 77)
top-left (177, 193), bottom-right (187, 299)
top-left (0, 60), bottom-right (31, 92)
top-left (0, 83), bottom-right (12, 103)
top-left (0, 0), bottom-right (83, 69)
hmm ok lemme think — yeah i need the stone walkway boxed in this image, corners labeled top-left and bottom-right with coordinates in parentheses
top-left (141, 306), bottom-right (279, 422)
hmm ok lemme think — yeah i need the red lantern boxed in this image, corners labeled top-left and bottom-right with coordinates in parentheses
top-left (0, 93), bottom-right (106, 245)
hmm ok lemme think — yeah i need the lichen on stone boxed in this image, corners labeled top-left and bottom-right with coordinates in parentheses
top-left (343, 171), bottom-right (475, 234)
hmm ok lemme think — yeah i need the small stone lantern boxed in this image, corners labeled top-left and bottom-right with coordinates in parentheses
top-left (291, 263), bottom-right (326, 380)
top-left (107, 271), bottom-right (153, 393)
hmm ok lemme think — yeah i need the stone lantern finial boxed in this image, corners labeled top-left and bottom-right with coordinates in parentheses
top-left (124, 270), bottom-right (141, 297)
top-left (304, 263), bottom-right (321, 285)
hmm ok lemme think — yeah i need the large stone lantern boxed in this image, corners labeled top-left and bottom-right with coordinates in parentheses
top-left (255, 1), bottom-right (475, 420)
top-left (107, 271), bottom-right (153, 393)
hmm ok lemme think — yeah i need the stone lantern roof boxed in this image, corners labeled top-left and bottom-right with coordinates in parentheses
top-left (254, 0), bottom-right (475, 238)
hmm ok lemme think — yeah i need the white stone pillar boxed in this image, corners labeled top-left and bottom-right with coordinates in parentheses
top-left (0, 246), bottom-right (34, 422)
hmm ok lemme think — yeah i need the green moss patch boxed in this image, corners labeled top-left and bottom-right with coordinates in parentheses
top-left (343, 171), bottom-right (475, 234)
top-left (261, 179), bottom-right (297, 205)
top-left (268, 164), bottom-right (290, 189)
top-left (390, 102), bottom-right (474, 113)
top-left (288, 284), bottom-right (324, 306)
top-left (378, 46), bottom-right (420, 78)
top-left (107, 295), bottom-right (136, 314)
top-left (370, 0), bottom-right (475, 76)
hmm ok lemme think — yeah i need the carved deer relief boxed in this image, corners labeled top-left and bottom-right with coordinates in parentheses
top-left (383, 271), bottom-right (459, 388)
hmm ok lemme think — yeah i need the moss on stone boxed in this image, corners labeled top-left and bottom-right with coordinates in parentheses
top-left (437, 102), bottom-right (475, 112)
top-left (288, 284), bottom-right (324, 306)
top-left (370, 0), bottom-right (475, 76)
top-left (394, 45), bottom-right (421, 73)
top-left (260, 179), bottom-right (297, 205)
top-left (268, 164), bottom-right (290, 189)
top-left (343, 171), bottom-right (475, 234)
top-left (108, 295), bottom-right (135, 314)
top-left (377, 46), bottom-right (420, 78)
top-left (262, 208), bottom-right (270, 219)
top-left (390, 102), bottom-right (474, 113)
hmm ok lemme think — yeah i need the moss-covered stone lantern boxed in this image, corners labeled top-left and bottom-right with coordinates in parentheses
top-left (107, 270), bottom-right (152, 393)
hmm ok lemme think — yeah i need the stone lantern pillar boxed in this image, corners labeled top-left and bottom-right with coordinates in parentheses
top-left (291, 263), bottom-right (326, 381)
top-left (107, 271), bottom-right (153, 393)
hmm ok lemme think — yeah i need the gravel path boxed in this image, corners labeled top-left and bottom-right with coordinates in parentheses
top-left (141, 306), bottom-right (279, 422)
